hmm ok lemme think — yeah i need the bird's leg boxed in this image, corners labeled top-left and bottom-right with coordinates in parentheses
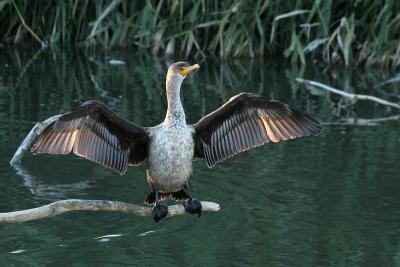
top-left (183, 184), bottom-right (202, 217)
top-left (151, 185), bottom-right (168, 222)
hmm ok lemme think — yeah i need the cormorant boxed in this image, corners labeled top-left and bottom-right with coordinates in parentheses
top-left (29, 62), bottom-right (321, 222)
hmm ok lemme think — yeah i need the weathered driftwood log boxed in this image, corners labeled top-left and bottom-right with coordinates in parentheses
top-left (0, 199), bottom-right (220, 223)
top-left (325, 114), bottom-right (400, 126)
top-left (296, 78), bottom-right (400, 109)
top-left (10, 115), bottom-right (61, 165)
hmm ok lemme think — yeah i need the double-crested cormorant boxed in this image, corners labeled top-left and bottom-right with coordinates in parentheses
top-left (29, 62), bottom-right (321, 222)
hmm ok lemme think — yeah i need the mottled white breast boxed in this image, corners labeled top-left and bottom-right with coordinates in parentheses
top-left (148, 124), bottom-right (195, 192)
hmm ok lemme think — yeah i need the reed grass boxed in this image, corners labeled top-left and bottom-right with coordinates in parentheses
top-left (1, 0), bottom-right (399, 67)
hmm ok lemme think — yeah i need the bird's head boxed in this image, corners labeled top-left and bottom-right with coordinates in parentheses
top-left (167, 62), bottom-right (200, 81)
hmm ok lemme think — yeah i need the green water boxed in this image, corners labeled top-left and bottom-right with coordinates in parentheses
top-left (0, 48), bottom-right (400, 266)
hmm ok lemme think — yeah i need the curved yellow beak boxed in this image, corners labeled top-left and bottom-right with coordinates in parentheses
top-left (179, 64), bottom-right (200, 77)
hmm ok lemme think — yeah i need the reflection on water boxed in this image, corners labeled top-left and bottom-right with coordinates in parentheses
top-left (0, 47), bottom-right (400, 266)
top-left (12, 163), bottom-right (92, 199)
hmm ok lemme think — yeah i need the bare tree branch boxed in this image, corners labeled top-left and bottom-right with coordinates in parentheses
top-left (10, 114), bottom-right (60, 165)
top-left (0, 199), bottom-right (220, 223)
top-left (296, 78), bottom-right (400, 109)
top-left (323, 115), bottom-right (400, 126)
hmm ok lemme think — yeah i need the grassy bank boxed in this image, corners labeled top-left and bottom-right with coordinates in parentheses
top-left (1, 0), bottom-right (399, 67)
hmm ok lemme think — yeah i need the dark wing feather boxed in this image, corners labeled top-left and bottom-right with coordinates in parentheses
top-left (193, 93), bottom-right (321, 168)
top-left (31, 100), bottom-right (149, 175)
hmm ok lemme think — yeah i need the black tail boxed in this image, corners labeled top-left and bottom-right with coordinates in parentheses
top-left (144, 189), bottom-right (189, 205)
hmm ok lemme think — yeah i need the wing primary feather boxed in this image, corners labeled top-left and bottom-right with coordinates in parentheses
top-left (232, 123), bottom-right (243, 152)
top-left (242, 116), bottom-right (255, 145)
top-left (221, 123), bottom-right (230, 159)
top-left (76, 128), bottom-right (86, 155)
top-left (236, 112), bottom-right (249, 148)
top-left (106, 145), bottom-right (112, 168)
top-left (236, 123), bottom-right (246, 149)
top-left (286, 117), bottom-right (307, 136)
top-left (49, 131), bottom-right (63, 153)
top-left (244, 109), bottom-right (260, 145)
top-left (91, 121), bottom-right (101, 163)
top-left (225, 117), bottom-right (237, 153)
top-left (124, 150), bottom-right (129, 171)
top-left (281, 118), bottom-right (301, 137)
top-left (301, 116), bottom-right (321, 134)
top-left (259, 113), bottom-right (280, 142)
top-left (101, 143), bottom-right (108, 167)
top-left (59, 132), bottom-right (71, 154)
top-left (110, 147), bottom-right (116, 169)
top-left (115, 148), bottom-right (121, 171)
top-left (249, 117), bottom-right (264, 144)
top-left (119, 150), bottom-right (127, 173)
top-left (216, 128), bottom-right (226, 160)
top-left (294, 111), bottom-right (318, 134)
top-left (211, 143), bottom-right (218, 165)
top-left (274, 119), bottom-right (294, 139)
top-left (216, 131), bottom-right (224, 160)
top-left (255, 112), bottom-right (270, 142)
top-left (93, 133), bottom-right (102, 163)
top-left (76, 129), bottom-right (86, 157)
top-left (110, 148), bottom-right (116, 170)
top-left (225, 128), bottom-right (235, 155)
top-left (204, 144), bottom-right (212, 166)
top-left (88, 131), bottom-right (97, 157)
top-left (56, 132), bottom-right (67, 154)
top-left (48, 131), bottom-right (61, 152)
top-left (221, 134), bottom-right (230, 160)
top-left (99, 139), bottom-right (106, 166)
top-left (45, 131), bottom-right (61, 152)
top-left (204, 144), bottom-right (213, 167)
top-left (120, 150), bottom-right (127, 172)
top-left (108, 145), bottom-right (114, 168)
top-left (83, 128), bottom-right (93, 155)
top-left (37, 130), bottom-right (53, 152)
top-left (214, 130), bottom-right (222, 160)
top-left (119, 150), bottom-right (124, 172)
top-left (237, 122), bottom-right (248, 149)
top-left (114, 148), bottom-right (120, 170)
top-left (267, 117), bottom-right (283, 142)
top-left (243, 122), bottom-right (252, 147)
top-left (228, 114), bottom-right (240, 152)
top-left (208, 145), bottom-right (215, 166)
top-left (242, 117), bottom-right (256, 146)
top-left (268, 119), bottom-right (289, 140)
top-left (57, 132), bottom-right (70, 153)
top-left (211, 143), bottom-right (218, 166)
top-left (231, 119), bottom-right (242, 153)
top-left (211, 132), bottom-right (221, 162)
top-left (110, 135), bottom-right (117, 149)
top-left (66, 130), bottom-right (77, 152)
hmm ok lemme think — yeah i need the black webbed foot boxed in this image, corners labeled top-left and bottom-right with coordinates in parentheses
top-left (152, 203), bottom-right (168, 222)
top-left (185, 199), bottom-right (202, 217)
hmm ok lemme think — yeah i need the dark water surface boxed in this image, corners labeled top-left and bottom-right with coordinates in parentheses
top-left (0, 48), bottom-right (399, 266)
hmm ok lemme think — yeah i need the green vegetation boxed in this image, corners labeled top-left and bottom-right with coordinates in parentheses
top-left (1, 0), bottom-right (399, 67)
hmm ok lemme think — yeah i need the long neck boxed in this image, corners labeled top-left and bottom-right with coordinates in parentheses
top-left (164, 75), bottom-right (186, 125)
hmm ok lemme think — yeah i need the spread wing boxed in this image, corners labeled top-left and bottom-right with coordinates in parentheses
top-left (193, 93), bottom-right (321, 168)
top-left (31, 100), bottom-right (149, 175)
